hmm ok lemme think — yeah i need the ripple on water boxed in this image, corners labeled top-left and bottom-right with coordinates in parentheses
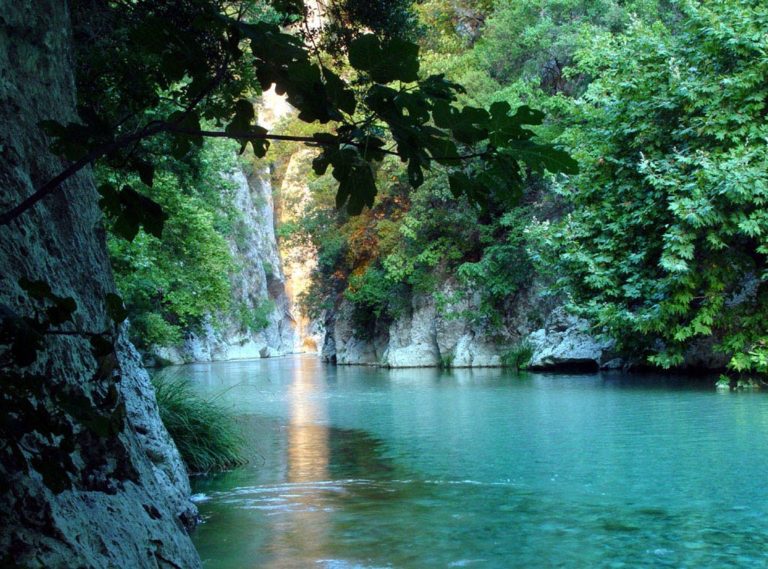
top-left (179, 359), bottom-right (768, 569)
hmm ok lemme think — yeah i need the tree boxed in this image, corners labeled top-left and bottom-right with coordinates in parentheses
top-left (533, 0), bottom-right (768, 376)
top-left (1, 0), bottom-right (575, 368)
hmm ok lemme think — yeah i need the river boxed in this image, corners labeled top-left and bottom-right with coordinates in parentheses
top-left (156, 356), bottom-right (768, 568)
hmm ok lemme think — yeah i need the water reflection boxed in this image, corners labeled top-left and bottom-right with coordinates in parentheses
top-left (263, 357), bottom-right (331, 567)
top-left (286, 357), bottom-right (330, 482)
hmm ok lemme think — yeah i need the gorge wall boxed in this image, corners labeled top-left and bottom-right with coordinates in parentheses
top-left (322, 280), bottom-right (729, 371)
top-left (0, 3), bottom-right (200, 566)
top-left (146, 89), bottom-right (322, 366)
top-left (322, 279), bottom-right (618, 370)
top-left (147, 165), bottom-right (297, 366)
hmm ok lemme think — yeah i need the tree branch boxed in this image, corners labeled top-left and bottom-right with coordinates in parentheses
top-left (0, 122), bottom-right (488, 227)
top-left (164, 126), bottom-right (490, 162)
top-left (0, 55), bottom-right (232, 228)
top-left (0, 123), bottom-right (166, 227)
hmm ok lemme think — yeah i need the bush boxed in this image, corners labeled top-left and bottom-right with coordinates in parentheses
top-left (537, 0), bottom-right (768, 373)
top-left (238, 299), bottom-right (275, 334)
top-left (140, 312), bottom-right (183, 347)
top-left (345, 265), bottom-right (408, 337)
top-left (151, 375), bottom-right (246, 473)
top-left (103, 138), bottom-right (238, 350)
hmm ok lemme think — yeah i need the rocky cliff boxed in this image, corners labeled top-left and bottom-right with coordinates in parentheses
top-left (0, 3), bottom-right (200, 566)
top-left (322, 279), bottom-right (618, 370)
top-left (148, 165), bottom-right (296, 366)
top-left (322, 277), bottom-right (729, 371)
top-left (145, 86), bottom-right (325, 366)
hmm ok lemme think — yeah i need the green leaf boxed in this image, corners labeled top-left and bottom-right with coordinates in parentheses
top-left (419, 74), bottom-right (464, 100)
top-left (324, 145), bottom-right (377, 215)
top-left (226, 99), bottom-right (256, 153)
top-left (424, 136), bottom-right (459, 164)
top-left (448, 172), bottom-right (472, 199)
top-left (19, 278), bottom-right (52, 301)
top-left (357, 136), bottom-right (387, 162)
top-left (323, 67), bottom-right (356, 116)
top-left (100, 185), bottom-right (167, 241)
top-left (4, 315), bottom-right (44, 367)
top-left (133, 160), bottom-right (155, 187)
top-left (407, 160), bottom-right (424, 187)
top-left (90, 334), bottom-right (115, 358)
top-left (112, 213), bottom-right (140, 241)
top-left (349, 35), bottom-right (420, 84)
top-left (432, 103), bottom-right (489, 144)
top-left (502, 141), bottom-right (579, 175)
top-left (105, 293), bottom-right (128, 324)
top-left (46, 296), bottom-right (76, 326)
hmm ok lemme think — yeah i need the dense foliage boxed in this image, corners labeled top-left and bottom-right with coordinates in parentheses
top-left (6, 0), bottom-right (765, 383)
top-left (296, 0), bottom-right (768, 380)
top-left (100, 139), bottom-right (240, 347)
top-left (535, 0), bottom-right (768, 373)
top-left (3, 0), bottom-right (580, 369)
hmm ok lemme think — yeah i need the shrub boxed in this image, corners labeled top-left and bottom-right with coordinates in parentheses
top-left (140, 312), bottom-right (183, 347)
top-left (536, 0), bottom-right (768, 373)
top-left (151, 375), bottom-right (246, 473)
top-left (238, 299), bottom-right (275, 334)
top-left (345, 265), bottom-right (409, 338)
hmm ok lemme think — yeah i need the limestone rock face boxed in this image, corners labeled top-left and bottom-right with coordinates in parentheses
top-left (323, 280), bottom-right (616, 370)
top-left (146, 168), bottom-right (295, 365)
top-left (527, 307), bottom-right (615, 370)
top-left (0, 3), bottom-right (200, 566)
top-left (323, 279), bottom-right (732, 371)
top-left (325, 302), bottom-right (384, 365)
top-left (383, 295), bottom-right (441, 367)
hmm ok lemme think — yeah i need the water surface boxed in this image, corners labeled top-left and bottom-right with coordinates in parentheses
top-left (158, 356), bottom-right (768, 568)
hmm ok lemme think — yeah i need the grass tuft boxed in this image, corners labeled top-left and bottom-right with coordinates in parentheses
top-left (501, 342), bottom-right (533, 371)
top-left (151, 375), bottom-right (246, 474)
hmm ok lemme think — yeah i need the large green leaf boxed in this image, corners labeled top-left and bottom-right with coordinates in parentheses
top-left (98, 184), bottom-right (168, 241)
top-left (503, 141), bottom-right (579, 175)
top-left (349, 35), bottom-right (419, 84)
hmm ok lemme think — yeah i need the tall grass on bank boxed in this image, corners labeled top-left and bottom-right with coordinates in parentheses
top-left (501, 342), bottom-right (533, 371)
top-left (151, 375), bottom-right (246, 474)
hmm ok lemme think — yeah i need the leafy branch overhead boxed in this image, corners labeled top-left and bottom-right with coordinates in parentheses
top-left (1, 1), bottom-right (575, 229)
top-left (0, 279), bottom-right (128, 369)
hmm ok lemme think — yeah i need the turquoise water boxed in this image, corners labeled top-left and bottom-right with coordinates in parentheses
top-left (160, 356), bottom-right (768, 568)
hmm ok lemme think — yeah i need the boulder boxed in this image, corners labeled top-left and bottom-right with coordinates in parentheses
top-left (527, 307), bottom-right (614, 370)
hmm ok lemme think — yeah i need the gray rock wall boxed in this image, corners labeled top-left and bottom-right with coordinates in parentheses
top-left (322, 276), bottom-right (730, 371)
top-left (147, 166), bottom-right (295, 366)
top-left (0, 3), bottom-right (200, 566)
top-left (322, 279), bottom-right (616, 370)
